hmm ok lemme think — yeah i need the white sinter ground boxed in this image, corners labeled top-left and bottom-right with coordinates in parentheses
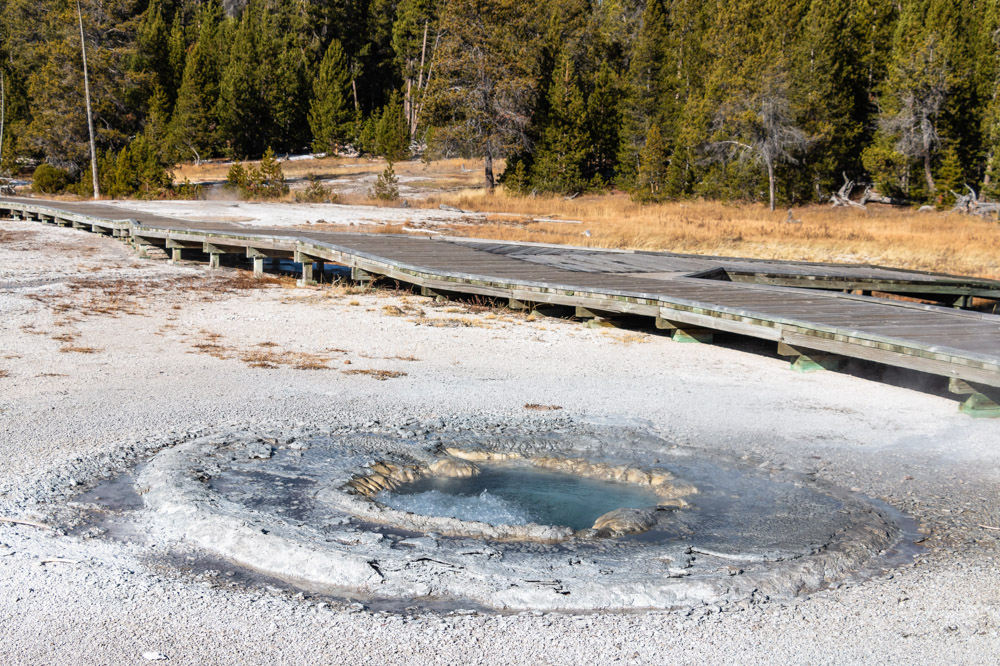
top-left (0, 214), bottom-right (998, 663)
top-left (107, 198), bottom-right (484, 231)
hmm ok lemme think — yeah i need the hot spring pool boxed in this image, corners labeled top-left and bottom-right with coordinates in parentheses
top-left (377, 464), bottom-right (662, 530)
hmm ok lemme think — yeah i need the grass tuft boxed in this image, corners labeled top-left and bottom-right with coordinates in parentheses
top-left (524, 403), bottom-right (562, 411)
top-left (342, 369), bottom-right (407, 380)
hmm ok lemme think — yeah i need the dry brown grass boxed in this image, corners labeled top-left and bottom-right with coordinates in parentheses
top-left (391, 189), bottom-right (1000, 280)
top-left (524, 403), bottom-right (562, 411)
top-left (600, 330), bottom-right (652, 345)
top-left (59, 345), bottom-right (101, 354)
top-left (186, 330), bottom-right (334, 370)
top-left (221, 271), bottom-right (291, 291)
top-left (409, 315), bottom-right (495, 328)
top-left (342, 368), bottom-right (407, 380)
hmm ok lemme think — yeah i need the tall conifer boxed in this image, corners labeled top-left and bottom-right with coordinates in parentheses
top-left (309, 38), bottom-right (354, 153)
top-left (530, 54), bottom-right (589, 193)
top-left (167, 2), bottom-right (222, 161)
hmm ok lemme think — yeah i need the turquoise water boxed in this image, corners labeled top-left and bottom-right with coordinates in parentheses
top-left (379, 464), bottom-right (661, 530)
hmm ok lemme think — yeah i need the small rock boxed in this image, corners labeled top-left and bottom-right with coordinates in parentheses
top-left (245, 442), bottom-right (273, 460)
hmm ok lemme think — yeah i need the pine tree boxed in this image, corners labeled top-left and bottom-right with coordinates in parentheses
top-left (791, 0), bottom-right (866, 199)
top-left (309, 38), bottom-right (354, 153)
top-left (585, 63), bottom-right (621, 186)
top-left (698, 1), bottom-right (810, 209)
top-left (871, 0), bottom-right (979, 199)
top-left (423, 0), bottom-right (539, 191)
top-left (258, 1), bottom-right (312, 153)
top-left (258, 147), bottom-right (288, 198)
top-left (370, 161), bottom-right (400, 200)
top-left (135, 0), bottom-right (171, 95)
top-left (375, 91), bottom-right (410, 162)
top-left (166, 14), bottom-right (187, 108)
top-left (980, 1), bottom-right (1000, 197)
top-left (168, 3), bottom-right (222, 162)
top-left (617, 0), bottom-right (672, 188)
top-left (634, 124), bottom-right (669, 202)
top-left (935, 143), bottom-right (964, 206)
top-left (530, 54), bottom-right (589, 194)
top-left (144, 84), bottom-right (171, 163)
top-left (216, 12), bottom-right (261, 157)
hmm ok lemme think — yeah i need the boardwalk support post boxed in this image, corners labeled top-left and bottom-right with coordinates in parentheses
top-left (247, 248), bottom-right (267, 276)
top-left (778, 342), bottom-right (845, 372)
top-left (949, 379), bottom-right (1000, 418)
top-left (421, 286), bottom-right (447, 302)
top-left (295, 251), bottom-right (318, 286)
top-left (656, 316), bottom-right (713, 343)
top-left (205, 242), bottom-right (242, 270)
top-left (351, 267), bottom-right (373, 283)
top-left (576, 306), bottom-right (623, 328)
top-left (167, 238), bottom-right (200, 263)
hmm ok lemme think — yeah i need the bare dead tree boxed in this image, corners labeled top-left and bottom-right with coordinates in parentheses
top-left (830, 173), bottom-right (867, 209)
top-left (878, 36), bottom-right (949, 194)
top-left (705, 72), bottom-right (808, 211)
top-left (422, 0), bottom-right (536, 191)
top-left (952, 185), bottom-right (1000, 219)
top-left (76, 0), bottom-right (99, 199)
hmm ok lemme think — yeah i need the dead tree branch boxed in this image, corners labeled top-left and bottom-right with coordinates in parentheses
top-left (829, 173), bottom-right (867, 209)
top-left (952, 185), bottom-right (1000, 218)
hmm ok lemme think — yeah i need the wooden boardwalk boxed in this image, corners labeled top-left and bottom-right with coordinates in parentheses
top-left (3, 197), bottom-right (999, 414)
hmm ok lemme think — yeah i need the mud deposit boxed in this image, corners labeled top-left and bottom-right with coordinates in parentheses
top-left (94, 420), bottom-right (908, 612)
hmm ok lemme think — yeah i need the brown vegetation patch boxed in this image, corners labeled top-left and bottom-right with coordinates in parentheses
top-left (524, 403), bottom-right (563, 411)
top-left (382, 305), bottom-right (406, 316)
top-left (186, 330), bottom-right (332, 370)
top-left (0, 229), bottom-right (38, 245)
top-left (59, 345), bottom-right (101, 354)
top-left (218, 271), bottom-right (290, 291)
top-left (342, 369), bottom-right (407, 380)
top-left (409, 315), bottom-right (493, 328)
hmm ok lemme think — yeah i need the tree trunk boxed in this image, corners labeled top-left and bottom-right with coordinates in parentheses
top-left (484, 151), bottom-right (495, 192)
top-left (767, 158), bottom-right (776, 212)
top-left (923, 151), bottom-right (935, 193)
top-left (77, 0), bottom-right (100, 200)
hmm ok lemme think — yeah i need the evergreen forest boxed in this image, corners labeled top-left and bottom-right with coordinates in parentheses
top-left (1, 0), bottom-right (999, 208)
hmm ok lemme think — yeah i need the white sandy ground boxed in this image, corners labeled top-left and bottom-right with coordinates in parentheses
top-left (1, 217), bottom-right (999, 664)
top-left (108, 198), bottom-right (485, 232)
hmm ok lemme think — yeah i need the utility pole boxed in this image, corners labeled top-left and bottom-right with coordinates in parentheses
top-left (0, 70), bottom-right (6, 175)
top-left (77, 0), bottom-right (99, 199)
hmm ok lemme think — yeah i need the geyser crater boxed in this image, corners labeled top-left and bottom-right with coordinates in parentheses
top-left (130, 419), bottom-right (911, 611)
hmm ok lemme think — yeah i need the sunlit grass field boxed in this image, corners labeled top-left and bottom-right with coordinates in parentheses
top-left (153, 155), bottom-right (1000, 281)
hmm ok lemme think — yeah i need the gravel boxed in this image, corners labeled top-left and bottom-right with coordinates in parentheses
top-left (1, 218), bottom-right (998, 664)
